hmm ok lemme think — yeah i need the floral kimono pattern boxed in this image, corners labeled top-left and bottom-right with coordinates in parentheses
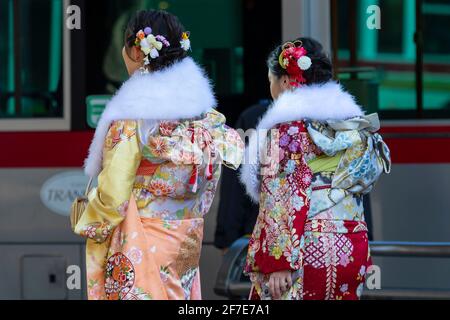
top-left (75, 110), bottom-right (244, 300)
top-left (245, 121), bottom-right (317, 274)
top-left (245, 115), bottom-right (390, 300)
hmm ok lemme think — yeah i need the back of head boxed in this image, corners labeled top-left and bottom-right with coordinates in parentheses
top-left (267, 37), bottom-right (333, 86)
top-left (124, 10), bottom-right (188, 72)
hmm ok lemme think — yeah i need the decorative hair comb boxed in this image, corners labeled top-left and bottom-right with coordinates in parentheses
top-left (134, 27), bottom-right (170, 68)
top-left (134, 27), bottom-right (192, 72)
top-left (278, 40), bottom-right (312, 87)
top-left (180, 32), bottom-right (191, 51)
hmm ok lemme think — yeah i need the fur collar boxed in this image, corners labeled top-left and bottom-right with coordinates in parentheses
top-left (256, 81), bottom-right (364, 131)
top-left (240, 81), bottom-right (365, 202)
top-left (84, 57), bottom-right (216, 177)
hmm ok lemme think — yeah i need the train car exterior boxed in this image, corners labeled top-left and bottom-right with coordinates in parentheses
top-left (0, 0), bottom-right (449, 299)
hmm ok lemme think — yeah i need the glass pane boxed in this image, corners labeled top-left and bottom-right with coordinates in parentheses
top-left (423, 0), bottom-right (450, 111)
top-left (0, 0), bottom-right (63, 119)
top-left (86, 0), bottom-right (244, 97)
top-left (0, 0), bottom-right (15, 117)
top-left (337, 0), bottom-right (416, 113)
top-left (377, 0), bottom-right (404, 54)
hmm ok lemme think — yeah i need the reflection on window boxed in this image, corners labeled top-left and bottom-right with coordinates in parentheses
top-left (87, 0), bottom-right (244, 97)
top-left (423, 0), bottom-right (450, 111)
top-left (338, 0), bottom-right (415, 112)
top-left (0, 0), bottom-right (63, 119)
top-left (337, 0), bottom-right (450, 115)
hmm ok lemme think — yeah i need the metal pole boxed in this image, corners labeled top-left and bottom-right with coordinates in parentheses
top-left (370, 241), bottom-right (450, 258)
top-left (330, 0), bottom-right (339, 80)
top-left (348, 0), bottom-right (358, 80)
top-left (415, 0), bottom-right (424, 118)
top-left (13, 0), bottom-right (22, 116)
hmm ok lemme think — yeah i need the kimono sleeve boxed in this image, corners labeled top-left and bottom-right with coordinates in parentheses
top-left (74, 120), bottom-right (142, 243)
top-left (213, 125), bottom-right (244, 170)
top-left (245, 121), bottom-right (313, 274)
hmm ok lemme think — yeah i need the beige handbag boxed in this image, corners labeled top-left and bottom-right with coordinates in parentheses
top-left (70, 177), bottom-right (93, 232)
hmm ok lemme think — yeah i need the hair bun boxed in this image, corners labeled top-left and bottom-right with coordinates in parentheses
top-left (151, 47), bottom-right (187, 71)
top-left (125, 10), bottom-right (188, 72)
top-left (267, 37), bottom-right (332, 86)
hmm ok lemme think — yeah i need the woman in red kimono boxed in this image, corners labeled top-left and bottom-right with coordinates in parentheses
top-left (240, 38), bottom-right (390, 300)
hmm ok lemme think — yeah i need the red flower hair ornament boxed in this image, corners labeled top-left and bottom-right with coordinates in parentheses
top-left (278, 40), bottom-right (312, 87)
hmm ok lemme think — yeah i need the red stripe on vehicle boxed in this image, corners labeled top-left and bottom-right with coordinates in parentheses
top-left (0, 131), bottom-right (94, 168)
top-left (1, 127), bottom-right (450, 167)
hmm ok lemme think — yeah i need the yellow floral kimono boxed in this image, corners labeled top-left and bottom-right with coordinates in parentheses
top-left (74, 57), bottom-right (244, 300)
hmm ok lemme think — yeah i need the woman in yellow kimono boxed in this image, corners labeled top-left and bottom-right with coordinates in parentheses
top-left (74, 10), bottom-right (244, 300)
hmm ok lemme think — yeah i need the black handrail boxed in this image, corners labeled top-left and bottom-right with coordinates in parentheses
top-left (370, 241), bottom-right (450, 258)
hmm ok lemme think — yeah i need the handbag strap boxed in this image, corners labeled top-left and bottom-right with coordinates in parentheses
top-left (85, 177), bottom-right (94, 196)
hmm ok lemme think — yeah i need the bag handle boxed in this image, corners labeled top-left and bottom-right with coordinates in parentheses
top-left (84, 177), bottom-right (93, 196)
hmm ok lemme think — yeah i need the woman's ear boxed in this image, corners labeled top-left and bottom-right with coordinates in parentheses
top-left (122, 46), bottom-right (146, 76)
top-left (280, 75), bottom-right (291, 90)
top-left (130, 46), bottom-right (145, 63)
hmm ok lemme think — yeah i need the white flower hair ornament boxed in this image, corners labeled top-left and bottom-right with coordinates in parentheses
top-left (134, 28), bottom-right (192, 72)
top-left (134, 27), bottom-right (171, 70)
top-left (297, 55), bottom-right (312, 71)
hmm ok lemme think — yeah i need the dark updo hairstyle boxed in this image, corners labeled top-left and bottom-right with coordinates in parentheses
top-left (124, 10), bottom-right (188, 72)
top-left (267, 37), bottom-right (333, 85)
